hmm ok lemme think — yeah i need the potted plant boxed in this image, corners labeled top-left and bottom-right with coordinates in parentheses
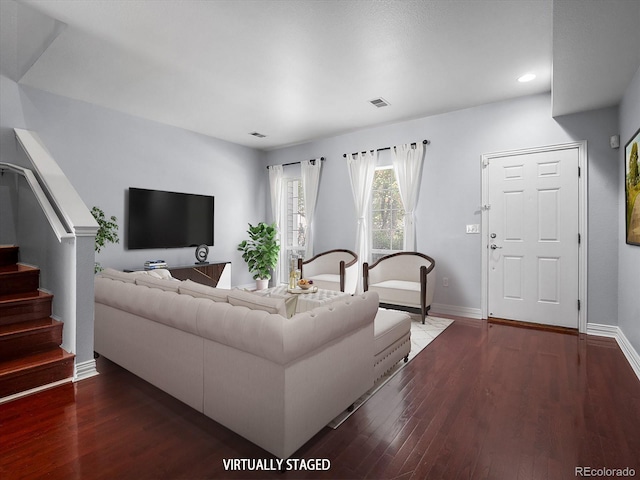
top-left (237, 222), bottom-right (279, 290)
top-left (92, 206), bottom-right (119, 273)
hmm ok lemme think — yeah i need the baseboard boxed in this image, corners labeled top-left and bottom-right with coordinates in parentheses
top-left (586, 322), bottom-right (618, 337)
top-left (588, 323), bottom-right (640, 382)
top-left (75, 359), bottom-right (99, 381)
top-left (430, 303), bottom-right (482, 319)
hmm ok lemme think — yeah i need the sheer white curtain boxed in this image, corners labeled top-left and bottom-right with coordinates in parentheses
top-left (301, 159), bottom-right (322, 259)
top-left (347, 150), bottom-right (377, 292)
top-left (392, 143), bottom-right (425, 251)
top-left (268, 165), bottom-right (284, 285)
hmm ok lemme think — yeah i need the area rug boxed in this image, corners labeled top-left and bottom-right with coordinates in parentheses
top-left (327, 313), bottom-right (453, 429)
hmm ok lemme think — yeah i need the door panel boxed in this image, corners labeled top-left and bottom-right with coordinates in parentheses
top-left (487, 148), bottom-right (579, 328)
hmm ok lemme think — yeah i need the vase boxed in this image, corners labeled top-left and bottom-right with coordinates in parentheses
top-left (255, 278), bottom-right (269, 291)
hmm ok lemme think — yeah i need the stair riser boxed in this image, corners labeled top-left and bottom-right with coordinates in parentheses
top-left (0, 247), bottom-right (19, 267)
top-left (0, 271), bottom-right (40, 296)
top-left (0, 297), bottom-right (53, 325)
top-left (0, 357), bottom-right (74, 398)
top-left (0, 324), bottom-right (63, 361)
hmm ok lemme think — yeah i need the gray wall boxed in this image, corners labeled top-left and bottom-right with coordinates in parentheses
top-left (265, 93), bottom-right (620, 324)
top-left (16, 84), bottom-right (267, 287)
top-left (0, 75), bottom-right (28, 244)
top-left (619, 65), bottom-right (640, 353)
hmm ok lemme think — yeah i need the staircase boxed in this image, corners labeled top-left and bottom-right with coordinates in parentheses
top-left (0, 246), bottom-right (74, 402)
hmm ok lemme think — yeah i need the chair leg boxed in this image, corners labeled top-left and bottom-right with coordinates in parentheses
top-left (422, 305), bottom-right (431, 324)
top-left (404, 355), bottom-right (409, 363)
top-left (420, 265), bottom-right (427, 324)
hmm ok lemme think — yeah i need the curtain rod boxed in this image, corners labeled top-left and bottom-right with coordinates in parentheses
top-left (266, 157), bottom-right (325, 169)
top-left (342, 140), bottom-right (429, 158)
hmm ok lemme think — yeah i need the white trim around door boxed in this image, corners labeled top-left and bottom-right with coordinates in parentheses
top-left (480, 141), bottom-right (588, 333)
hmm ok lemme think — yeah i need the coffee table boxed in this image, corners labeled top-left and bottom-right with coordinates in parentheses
top-left (259, 285), bottom-right (351, 314)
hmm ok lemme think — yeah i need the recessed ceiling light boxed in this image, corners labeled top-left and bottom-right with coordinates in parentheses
top-left (517, 73), bottom-right (536, 83)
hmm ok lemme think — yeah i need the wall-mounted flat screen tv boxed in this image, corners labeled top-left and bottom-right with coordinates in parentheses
top-left (127, 187), bottom-right (214, 249)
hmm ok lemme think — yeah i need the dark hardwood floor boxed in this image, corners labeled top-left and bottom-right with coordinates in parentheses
top-left (1, 318), bottom-right (639, 480)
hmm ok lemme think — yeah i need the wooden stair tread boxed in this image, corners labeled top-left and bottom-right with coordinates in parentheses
top-left (0, 290), bottom-right (52, 304)
top-left (0, 290), bottom-right (53, 326)
top-left (0, 263), bottom-right (39, 275)
top-left (0, 349), bottom-right (74, 376)
top-left (0, 317), bottom-right (60, 336)
top-left (0, 263), bottom-right (41, 297)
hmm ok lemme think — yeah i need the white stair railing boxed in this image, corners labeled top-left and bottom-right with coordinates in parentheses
top-left (14, 128), bottom-right (98, 238)
top-left (0, 162), bottom-right (73, 241)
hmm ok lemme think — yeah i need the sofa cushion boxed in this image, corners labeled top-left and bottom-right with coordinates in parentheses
top-left (374, 309), bottom-right (412, 356)
top-left (369, 280), bottom-right (421, 307)
top-left (260, 290), bottom-right (298, 318)
top-left (99, 268), bottom-right (139, 283)
top-left (307, 273), bottom-right (340, 284)
top-left (135, 275), bottom-right (181, 293)
top-left (179, 279), bottom-right (229, 302)
top-left (143, 268), bottom-right (173, 279)
top-left (227, 289), bottom-right (287, 317)
top-left (99, 268), bottom-right (175, 282)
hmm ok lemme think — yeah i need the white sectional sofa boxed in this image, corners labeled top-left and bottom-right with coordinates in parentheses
top-left (94, 269), bottom-right (379, 459)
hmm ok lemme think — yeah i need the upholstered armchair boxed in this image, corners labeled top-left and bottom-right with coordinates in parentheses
top-left (297, 249), bottom-right (358, 294)
top-left (363, 252), bottom-right (436, 324)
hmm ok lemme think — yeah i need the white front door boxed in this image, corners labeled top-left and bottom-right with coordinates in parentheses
top-left (485, 146), bottom-right (580, 328)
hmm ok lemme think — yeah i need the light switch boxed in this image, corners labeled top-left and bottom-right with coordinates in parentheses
top-left (466, 224), bottom-right (480, 234)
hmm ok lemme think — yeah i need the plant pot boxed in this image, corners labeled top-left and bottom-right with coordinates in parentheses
top-left (255, 278), bottom-right (269, 291)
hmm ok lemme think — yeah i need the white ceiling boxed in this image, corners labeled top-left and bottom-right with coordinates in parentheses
top-left (5, 0), bottom-right (640, 150)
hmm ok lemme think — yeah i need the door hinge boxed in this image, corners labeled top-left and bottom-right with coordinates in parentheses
top-left (482, 159), bottom-right (489, 168)
top-left (578, 166), bottom-right (581, 177)
top-left (578, 233), bottom-right (581, 244)
top-left (578, 299), bottom-right (581, 311)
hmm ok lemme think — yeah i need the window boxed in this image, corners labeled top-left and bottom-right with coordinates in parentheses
top-left (282, 178), bottom-right (305, 277)
top-left (371, 167), bottom-right (404, 262)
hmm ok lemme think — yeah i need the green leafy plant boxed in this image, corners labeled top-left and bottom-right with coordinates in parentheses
top-left (237, 222), bottom-right (280, 280)
top-left (91, 206), bottom-right (119, 273)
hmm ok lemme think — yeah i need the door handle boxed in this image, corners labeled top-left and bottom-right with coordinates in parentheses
top-left (490, 244), bottom-right (502, 250)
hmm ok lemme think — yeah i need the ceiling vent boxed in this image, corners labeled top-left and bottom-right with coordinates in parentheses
top-left (369, 97), bottom-right (390, 108)
top-left (249, 132), bottom-right (267, 138)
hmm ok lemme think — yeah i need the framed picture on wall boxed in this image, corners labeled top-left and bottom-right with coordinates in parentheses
top-left (625, 127), bottom-right (640, 246)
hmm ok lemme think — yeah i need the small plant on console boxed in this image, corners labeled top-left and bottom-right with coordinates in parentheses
top-left (92, 206), bottom-right (119, 273)
top-left (237, 222), bottom-right (279, 289)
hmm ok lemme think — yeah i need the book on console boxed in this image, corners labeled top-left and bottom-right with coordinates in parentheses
top-left (144, 260), bottom-right (168, 269)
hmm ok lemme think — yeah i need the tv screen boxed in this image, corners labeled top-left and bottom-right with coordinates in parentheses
top-left (127, 187), bottom-right (214, 249)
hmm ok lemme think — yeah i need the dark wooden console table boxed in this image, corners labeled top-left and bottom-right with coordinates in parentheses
top-left (127, 262), bottom-right (231, 288)
top-left (167, 263), bottom-right (231, 288)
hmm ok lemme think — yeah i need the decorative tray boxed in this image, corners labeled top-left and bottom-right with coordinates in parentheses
top-left (287, 286), bottom-right (318, 294)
